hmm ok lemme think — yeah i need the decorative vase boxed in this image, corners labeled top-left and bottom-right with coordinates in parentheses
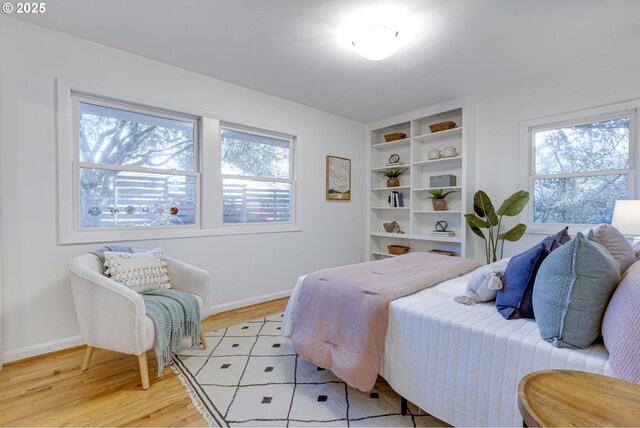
top-left (432, 199), bottom-right (447, 211)
top-left (387, 178), bottom-right (400, 187)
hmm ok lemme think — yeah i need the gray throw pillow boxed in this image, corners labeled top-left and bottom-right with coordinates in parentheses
top-left (533, 232), bottom-right (620, 349)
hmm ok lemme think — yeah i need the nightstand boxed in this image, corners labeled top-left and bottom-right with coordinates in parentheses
top-left (518, 370), bottom-right (640, 427)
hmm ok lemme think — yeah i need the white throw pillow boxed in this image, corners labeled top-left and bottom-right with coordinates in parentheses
top-left (103, 248), bottom-right (171, 293)
top-left (589, 224), bottom-right (635, 275)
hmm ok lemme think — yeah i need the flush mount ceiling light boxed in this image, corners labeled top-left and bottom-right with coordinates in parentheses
top-left (351, 24), bottom-right (402, 61)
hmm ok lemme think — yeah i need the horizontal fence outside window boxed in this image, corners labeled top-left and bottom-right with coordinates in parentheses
top-left (79, 169), bottom-right (196, 228)
top-left (221, 126), bottom-right (295, 224)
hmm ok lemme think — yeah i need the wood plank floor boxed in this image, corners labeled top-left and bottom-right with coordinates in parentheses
top-left (0, 297), bottom-right (288, 427)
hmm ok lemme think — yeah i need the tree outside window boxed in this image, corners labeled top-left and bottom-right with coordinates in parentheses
top-left (531, 116), bottom-right (632, 224)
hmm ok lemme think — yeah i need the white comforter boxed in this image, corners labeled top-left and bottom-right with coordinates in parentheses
top-left (284, 271), bottom-right (613, 427)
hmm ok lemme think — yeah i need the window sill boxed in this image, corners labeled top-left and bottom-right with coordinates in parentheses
top-left (524, 223), bottom-right (607, 237)
top-left (60, 224), bottom-right (303, 245)
top-left (524, 224), bottom-right (573, 236)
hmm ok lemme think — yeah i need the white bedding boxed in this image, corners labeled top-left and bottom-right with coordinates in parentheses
top-left (283, 271), bottom-right (613, 427)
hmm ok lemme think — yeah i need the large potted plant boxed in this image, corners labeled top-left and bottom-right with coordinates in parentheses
top-left (464, 190), bottom-right (529, 264)
top-left (427, 189), bottom-right (458, 211)
top-left (380, 168), bottom-right (407, 188)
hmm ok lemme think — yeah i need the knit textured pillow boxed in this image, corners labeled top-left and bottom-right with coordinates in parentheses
top-left (602, 259), bottom-right (640, 383)
top-left (533, 232), bottom-right (620, 349)
top-left (103, 248), bottom-right (171, 293)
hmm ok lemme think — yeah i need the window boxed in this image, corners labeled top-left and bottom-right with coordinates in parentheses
top-left (526, 107), bottom-right (636, 226)
top-left (75, 95), bottom-right (199, 230)
top-left (220, 126), bottom-right (295, 224)
top-left (57, 80), bottom-right (300, 243)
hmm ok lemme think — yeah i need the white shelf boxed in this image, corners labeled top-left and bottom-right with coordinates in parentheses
top-left (412, 156), bottom-right (462, 166)
top-left (372, 185), bottom-right (410, 191)
top-left (413, 127), bottom-right (463, 142)
top-left (371, 252), bottom-right (397, 258)
top-left (370, 232), bottom-right (462, 243)
top-left (413, 186), bottom-right (461, 192)
top-left (371, 138), bottom-right (410, 149)
top-left (368, 102), bottom-right (473, 261)
top-left (371, 165), bottom-right (411, 172)
top-left (412, 210), bottom-right (462, 214)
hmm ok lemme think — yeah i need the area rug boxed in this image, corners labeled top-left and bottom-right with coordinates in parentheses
top-left (171, 313), bottom-right (447, 427)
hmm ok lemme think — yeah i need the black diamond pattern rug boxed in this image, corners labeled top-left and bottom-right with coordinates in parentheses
top-left (171, 313), bottom-right (447, 427)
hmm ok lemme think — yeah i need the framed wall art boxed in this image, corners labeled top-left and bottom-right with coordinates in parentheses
top-left (326, 155), bottom-right (351, 200)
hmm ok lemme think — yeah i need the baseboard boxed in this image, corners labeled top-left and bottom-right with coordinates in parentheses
top-left (3, 290), bottom-right (293, 363)
top-left (208, 289), bottom-right (292, 315)
top-left (4, 335), bottom-right (84, 364)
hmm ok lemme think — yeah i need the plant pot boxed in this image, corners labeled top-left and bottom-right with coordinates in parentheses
top-left (432, 199), bottom-right (447, 211)
top-left (387, 178), bottom-right (400, 187)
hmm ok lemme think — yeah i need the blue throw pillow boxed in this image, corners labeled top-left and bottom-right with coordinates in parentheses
top-left (538, 226), bottom-right (571, 249)
top-left (496, 243), bottom-right (550, 319)
top-left (533, 232), bottom-right (620, 349)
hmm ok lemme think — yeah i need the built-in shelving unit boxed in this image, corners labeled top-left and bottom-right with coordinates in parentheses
top-left (367, 99), bottom-right (476, 259)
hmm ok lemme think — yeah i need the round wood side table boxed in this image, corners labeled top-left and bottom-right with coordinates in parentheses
top-left (518, 370), bottom-right (640, 427)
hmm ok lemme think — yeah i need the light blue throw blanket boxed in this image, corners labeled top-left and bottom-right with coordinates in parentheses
top-left (141, 288), bottom-right (201, 376)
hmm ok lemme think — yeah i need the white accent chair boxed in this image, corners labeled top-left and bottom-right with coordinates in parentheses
top-left (68, 252), bottom-right (212, 389)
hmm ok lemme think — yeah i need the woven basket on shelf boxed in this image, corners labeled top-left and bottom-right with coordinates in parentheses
top-left (429, 121), bottom-right (456, 133)
top-left (429, 249), bottom-right (456, 257)
top-left (387, 245), bottom-right (410, 255)
top-left (384, 132), bottom-right (407, 142)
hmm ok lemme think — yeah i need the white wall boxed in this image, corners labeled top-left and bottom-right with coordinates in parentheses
top-left (475, 60), bottom-right (640, 259)
top-left (0, 17), bottom-right (367, 362)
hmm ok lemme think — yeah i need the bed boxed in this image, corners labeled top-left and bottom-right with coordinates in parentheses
top-left (283, 270), bottom-right (613, 427)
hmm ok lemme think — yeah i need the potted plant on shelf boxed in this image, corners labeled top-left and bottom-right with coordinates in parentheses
top-left (380, 168), bottom-right (407, 188)
top-left (428, 189), bottom-right (458, 211)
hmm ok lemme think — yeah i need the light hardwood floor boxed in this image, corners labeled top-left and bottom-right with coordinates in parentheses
top-left (0, 297), bottom-right (288, 427)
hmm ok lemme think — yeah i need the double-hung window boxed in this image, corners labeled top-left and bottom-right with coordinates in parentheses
top-left (524, 105), bottom-right (636, 226)
top-left (74, 94), bottom-right (199, 231)
top-left (58, 80), bottom-right (300, 243)
top-left (220, 126), bottom-right (295, 224)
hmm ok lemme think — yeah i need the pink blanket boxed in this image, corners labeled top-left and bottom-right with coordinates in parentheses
top-left (291, 252), bottom-right (480, 391)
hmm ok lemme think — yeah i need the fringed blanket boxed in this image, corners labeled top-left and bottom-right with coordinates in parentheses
top-left (291, 252), bottom-right (480, 391)
top-left (142, 288), bottom-right (201, 376)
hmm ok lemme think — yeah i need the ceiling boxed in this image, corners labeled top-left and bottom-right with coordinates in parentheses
top-left (10, 0), bottom-right (640, 123)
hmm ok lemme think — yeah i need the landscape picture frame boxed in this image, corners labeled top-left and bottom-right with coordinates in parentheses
top-left (326, 155), bottom-right (351, 200)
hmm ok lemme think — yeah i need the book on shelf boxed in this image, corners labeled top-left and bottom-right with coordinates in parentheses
top-left (395, 192), bottom-right (404, 207)
top-left (431, 230), bottom-right (455, 236)
top-left (388, 191), bottom-right (404, 207)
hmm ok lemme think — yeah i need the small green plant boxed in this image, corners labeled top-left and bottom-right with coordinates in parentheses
top-left (464, 190), bottom-right (530, 264)
top-left (427, 189), bottom-right (458, 200)
top-left (380, 168), bottom-right (407, 179)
